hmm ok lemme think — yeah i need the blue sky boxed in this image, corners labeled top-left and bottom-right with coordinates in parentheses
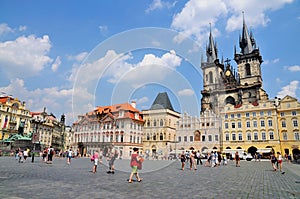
top-left (0, 0), bottom-right (299, 125)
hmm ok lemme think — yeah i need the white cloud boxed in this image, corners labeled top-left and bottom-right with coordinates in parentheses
top-left (18, 25), bottom-right (27, 31)
top-left (146, 0), bottom-right (176, 13)
top-left (137, 97), bottom-right (149, 104)
top-left (277, 80), bottom-right (299, 98)
top-left (0, 23), bottom-right (13, 35)
top-left (171, 0), bottom-right (293, 44)
top-left (171, 0), bottom-right (227, 44)
top-left (178, 88), bottom-right (194, 96)
top-left (67, 52), bottom-right (88, 62)
top-left (287, 65), bottom-right (300, 72)
top-left (0, 35), bottom-right (52, 79)
top-left (225, 0), bottom-right (294, 32)
top-left (0, 78), bottom-right (77, 124)
top-left (51, 56), bottom-right (61, 72)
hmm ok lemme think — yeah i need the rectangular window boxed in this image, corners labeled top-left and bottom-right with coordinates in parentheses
top-left (225, 114), bottom-right (228, 119)
top-left (254, 133), bottom-right (258, 140)
top-left (267, 111), bottom-right (272, 116)
top-left (253, 121), bottom-right (257, 128)
top-left (293, 120), bottom-right (298, 127)
top-left (184, 136), bottom-right (187, 142)
top-left (232, 134), bottom-right (236, 141)
top-left (247, 133), bottom-right (251, 140)
top-left (252, 112), bottom-right (256, 117)
top-left (237, 113), bottom-right (241, 118)
top-left (190, 136), bottom-right (193, 142)
top-left (295, 132), bottom-right (300, 140)
top-left (268, 120), bottom-right (273, 127)
top-left (238, 122), bottom-right (242, 128)
top-left (246, 112), bottom-right (250, 117)
top-left (282, 120), bottom-right (286, 128)
top-left (292, 111), bottom-right (297, 116)
top-left (238, 133), bottom-right (242, 141)
top-left (262, 132), bottom-right (266, 140)
top-left (260, 111), bottom-right (264, 116)
top-left (225, 123), bottom-right (228, 129)
top-left (178, 136), bottom-right (181, 142)
top-left (202, 135), bottom-right (206, 142)
top-left (246, 121), bottom-right (250, 128)
top-left (231, 122), bottom-right (235, 128)
top-left (261, 120), bottom-right (265, 127)
top-left (280, 112), bottom-right (285, 117)
top-left (269, 132), bottom-right (274, 140)
top-left (208, 135), bottom-right (212, 141)
top-left (231, 114), bottom-right (234, 119)
top-left (215, 135), bottom-right (219, 141)
top-left (225, 134), bottom-right (229, 141)
top-left (283, 132), bottom-right (287, 140)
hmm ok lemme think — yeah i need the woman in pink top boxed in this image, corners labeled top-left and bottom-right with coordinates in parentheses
top-left (91, 150), bottom-right (99, 173)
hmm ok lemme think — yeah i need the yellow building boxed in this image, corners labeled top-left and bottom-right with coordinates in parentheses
top-left (0, 96), bottom-right (31, 140)
top-left (142, 92), bottom-right (180, 159)
top-left (277, 96), bottom-right (300, 157)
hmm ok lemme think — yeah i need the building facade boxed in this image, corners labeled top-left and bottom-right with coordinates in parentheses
top-left (176, 111), bottom-right (221, 155)
top-left (72, 102), bottom-right (144, 159)
top-left (0, 96), bottom-right (31, 140)
top-left (142, 92), bottom-right (180, 159)
top-left (199, 16), bottom-right (300, 158)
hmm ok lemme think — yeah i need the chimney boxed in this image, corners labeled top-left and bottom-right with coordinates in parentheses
top-left (131, 100), bottom-right (136, 108)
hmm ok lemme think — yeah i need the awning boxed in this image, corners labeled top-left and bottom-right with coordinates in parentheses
top-left (256, 148), bottom-right (272, 153)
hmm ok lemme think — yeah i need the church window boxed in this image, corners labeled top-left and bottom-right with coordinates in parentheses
top-left (245, 64), bottom-right (251, 76)
top-left (209, 71), bottom-right (213, 83)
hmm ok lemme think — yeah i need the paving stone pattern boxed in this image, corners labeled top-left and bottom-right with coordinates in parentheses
top-left (0, 157), bottom-right (300, 199)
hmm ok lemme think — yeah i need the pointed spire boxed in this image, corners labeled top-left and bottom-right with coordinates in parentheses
top-left (206, 23), bottom-right (217, 63)
top-left (239, 11), bottom-right (253, 54)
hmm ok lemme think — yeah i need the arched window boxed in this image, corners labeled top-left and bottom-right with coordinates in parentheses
top-left (147, 120), bottom-right (150, 127)
top-left (146, 133), bottom-right (150, 141)
top-left (209, 71), bottom-right (213, 83)
top-left (160, 119), bottom-right (163, 126)
top-left (245, 63), bottom-right (251, 76)
top-left (225, 96), bottom-right (236, 105)
top-left (153, 120), bottom-right (157, 126)
top-left (153, 134), bottom-right (156, 140)
top-left (160, 133), bottom-right (163, 140)
top-left (194, 131), bottom-right (200, 141)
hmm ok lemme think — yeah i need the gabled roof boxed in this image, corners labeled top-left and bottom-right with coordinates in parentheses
top-left (149, 92), bottom-right (174, 111)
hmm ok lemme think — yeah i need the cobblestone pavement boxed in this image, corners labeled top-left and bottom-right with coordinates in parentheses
top-left (0, 156), bottom-right (300, 199)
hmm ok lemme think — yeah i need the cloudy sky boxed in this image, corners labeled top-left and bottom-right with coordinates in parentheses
top-left (0, 0), bottom-right (299, 125)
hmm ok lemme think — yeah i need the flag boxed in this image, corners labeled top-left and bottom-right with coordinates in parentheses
top-left (3, 116), bottom-right (8, 128)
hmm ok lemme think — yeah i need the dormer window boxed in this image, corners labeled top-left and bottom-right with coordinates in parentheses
top-left (119, 110), bottom-right (124, 117)
top-left (134, 113), bottom-right (139, 119)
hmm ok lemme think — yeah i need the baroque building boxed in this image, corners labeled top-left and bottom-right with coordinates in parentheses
top-left (142, 92), bottom-right (180, 159)
top-left (72, 102), bottom-right (144, 159)
top-left (0, 96), bottom-right (31, 140)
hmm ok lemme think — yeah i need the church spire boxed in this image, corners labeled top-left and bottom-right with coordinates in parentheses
top-left (206, 23), bottom-right (218, 63)
top-left (239, 12), bottom-right (253, 55)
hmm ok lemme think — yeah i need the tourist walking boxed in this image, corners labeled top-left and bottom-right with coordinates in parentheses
top-left (107, 150), bottom-right (118, 174)
top-left (23, 149), bottom-right (28, 162)
top-left (270, 152), bottom-right (277, 171)
top-left (190, 151), bottom-right (197, 170)
top-left (235, 151), bottom-right (240, 167)
top-left (47, 146), bottom-right (54, 163)
top-left (18, 149), bottom-right (23, 163)
top-left (91, 150), bottom-right (99, 173)
top-left (180, 151), bottom-right (186, 170)
top-left (277, 152), bottom-right (285, 174)
top-left (67, 148), bottom-right (73, 165)
top-left (196, 150), bottom-right (202, 165)
top-left (128, 147), bottom-right (142, 183)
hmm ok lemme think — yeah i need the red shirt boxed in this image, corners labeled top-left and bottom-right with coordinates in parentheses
top-left (130, 153), bottom-right (139, 166)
